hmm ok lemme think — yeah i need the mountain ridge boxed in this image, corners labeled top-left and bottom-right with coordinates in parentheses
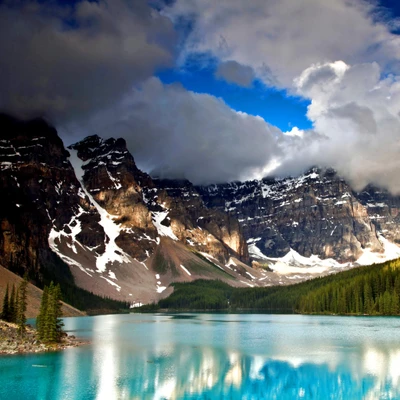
top-left (1, 115), bottom-right (400, 306)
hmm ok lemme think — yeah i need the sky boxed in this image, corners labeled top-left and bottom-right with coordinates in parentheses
top-left (3, 1), bottom-right (400, 192)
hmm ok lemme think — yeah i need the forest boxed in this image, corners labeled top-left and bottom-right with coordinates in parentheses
top-left (145, 258), bottom-right (400, 315)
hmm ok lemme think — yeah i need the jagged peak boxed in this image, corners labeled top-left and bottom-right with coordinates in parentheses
top-left (69, 134), bottom-right (103, 149)
top-left (68, 135), bottom-right (130, 165)
top-left (69, 135), bottom-right (127, 151)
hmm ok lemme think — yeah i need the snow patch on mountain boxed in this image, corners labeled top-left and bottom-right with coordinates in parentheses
top-left (249, 231), bottom-right (400, 277)
top-left (356, 234), bottom-right (400, 266)
top-left (48, 228), bottom-right (91, 276)
top-left (180, 264), bottom-right (191, 276)
top-left (267, 249), bottom-right (346, 275)
top-left (68, 148), bottom-right (131, 273)
top-left (199, 252), bottom-right (225, 270)
top-left (151, 210), bottom-right (178, 240)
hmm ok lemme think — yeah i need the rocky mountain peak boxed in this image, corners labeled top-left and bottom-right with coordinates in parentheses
top-left (2, 115), bottom-right (400, 306)
top-left (0, 114), bottom-right (69, 169)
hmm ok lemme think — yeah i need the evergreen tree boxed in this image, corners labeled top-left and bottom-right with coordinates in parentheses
top-left (9, 284), bottom-right (17, 323)
top-left (392, 290), bottom-right (399, 314)
top-left (53, 284), bottom-right (64, 341)
top-left (38, 282), bottom-right (64, 343)
top-left (1, 284), bottom-right (10, 321)
top-left (16, 275), bottom-right (28, 335)
top-left (36, 285), bottom-right (49, 340)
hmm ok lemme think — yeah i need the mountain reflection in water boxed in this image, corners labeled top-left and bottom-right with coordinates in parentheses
top-left (0, 314), bottom-right (399, 399)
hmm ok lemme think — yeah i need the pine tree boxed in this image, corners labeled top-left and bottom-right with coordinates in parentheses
top-left (53, 284), bottom-right (64, 341)
top-left (38, 282), bottom-right (64, 343)
top-left (43, 282), bottom-right (55, 342)
top-left (16, 275), bottom-right (28, 335)
top-left (1, 284), bottom-right (10, 321)
top-left (392, 289), bottom-right (400, 315)
top-left (36, 286), bottom-right (49, 340)
top-left (9, 284), bottom-right (17, 323)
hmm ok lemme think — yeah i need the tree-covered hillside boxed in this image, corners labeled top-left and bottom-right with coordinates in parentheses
top-left (144, 258), bottom-right (400, 315)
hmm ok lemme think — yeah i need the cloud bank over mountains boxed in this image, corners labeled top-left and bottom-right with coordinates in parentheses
top-left (69, 77), bottom-right (283, 184)
top-left (3, 0), bottom-right (400, 192)
top-left (281, 61), bottom-right (400, 192)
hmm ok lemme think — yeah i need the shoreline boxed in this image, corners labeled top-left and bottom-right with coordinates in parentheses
top-left (0, 320), bottom-right (88, 356)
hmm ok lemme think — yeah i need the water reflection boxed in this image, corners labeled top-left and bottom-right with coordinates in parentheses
top-left (77, 344), bottom-right (398, 399)
top-left (1, 314), bottom-right (400, 399)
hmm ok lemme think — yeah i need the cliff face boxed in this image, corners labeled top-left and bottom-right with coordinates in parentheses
top-left (356, 185), bottom-right (400, 245)
top-left (68, 136), bottom-right (248, 264)
top-left (143, 178), bottom-right (249, 263)
top-left (0, 116), bottom-right (254, 303)
top-left (0, 114), bottom-right (99, 286)
top-left (198, 168), bottom-right (398, 263)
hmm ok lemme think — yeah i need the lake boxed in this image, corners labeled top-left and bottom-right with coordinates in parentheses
top-left (0, 314), bottom-right (400, 399)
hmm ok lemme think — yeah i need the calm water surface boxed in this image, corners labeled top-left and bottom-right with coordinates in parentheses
top-left (1, 314), bottom-right (400, 399)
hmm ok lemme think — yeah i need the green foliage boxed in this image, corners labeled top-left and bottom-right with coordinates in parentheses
top-left (59, 282), bottom-right (130, 313)
top-left (37, 282), bottom-right (64, 343)
top-left (156, 279), bottom-right (311, 311)
top-left (1, 284), bottom-right (10, 321)
top-left (193, 253), bottom-right (234, 279)
top-left (9, 284), bottom-right (17, 322)
top-left (158, 280), bottom-right (232, 310)
top-left (36, 285), bottom-right (48, 339)
top-left (1, 276), bottom-right (29, 335)
top-left (16, 275), bottom-right (28, 335)
top-left (153, 249), bottom-right (178, 276)
top-left (153, 258), bottom-right (400, 315)
top-left (1, 283), bottom-right (19, 323)
top-left (298, 258), bottom-right (400, 315)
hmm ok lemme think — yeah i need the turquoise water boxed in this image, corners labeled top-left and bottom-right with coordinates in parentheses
top-left (1, 314), bottom-right (400, 399)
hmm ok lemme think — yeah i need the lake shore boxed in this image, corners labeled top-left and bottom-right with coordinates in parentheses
top-left (0, 320), bottom-right (88, 355)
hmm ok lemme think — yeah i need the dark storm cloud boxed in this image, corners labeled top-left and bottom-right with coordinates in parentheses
top-left (0, 0), bottom-right (176, 123)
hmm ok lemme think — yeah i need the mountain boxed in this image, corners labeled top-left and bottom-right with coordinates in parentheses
top-left (1, 114), bottom-right (400, 306)
top-left (0, 115), bottom-right (259, 307)
top-left (197, 169), bottom-right (400, 267)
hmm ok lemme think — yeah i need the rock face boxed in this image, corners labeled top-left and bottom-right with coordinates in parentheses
top-left (69, 135), bottom-right (157, 262)
top-left (197, 168), bottom-right (399, 263)
top-left (2, 114), bottom-right (400, 304)
top-left (143, 178), bottom-right (249, 263)
top-left (67, 135), bottom-right (248, 265)
top-left (0, 115), bottom-right (254, 303)
top-left (0, 114), bottom-right (97, 286)
top-left (356, 185), bottom-right (400, 245)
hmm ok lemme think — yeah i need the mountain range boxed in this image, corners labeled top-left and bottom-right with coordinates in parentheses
top-left (1, 114), bottom-right (400, 307)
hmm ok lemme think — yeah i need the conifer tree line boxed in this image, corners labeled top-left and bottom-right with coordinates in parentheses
top-left (297, 259), bottom-right (400, 315)
top-left (36, 282), bottom-right (64, 343)
top-left (1, 275), bottom-right (28, 334)
top-left (155, 258), bottom-right (400, 315)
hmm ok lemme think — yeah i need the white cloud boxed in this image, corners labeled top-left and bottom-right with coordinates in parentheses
top-left (164, 0), bottom-right (400, 88)
top-left (285, 60), bottom-right (400, 193)
top-left (283, 127), bottom-right (304, 138)
top-left (5, 0), bottom-right (400, 194)
top-left (159, 1), bottom-right (400, 193)
top-left (64, 77), bottom-right (283, 185)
